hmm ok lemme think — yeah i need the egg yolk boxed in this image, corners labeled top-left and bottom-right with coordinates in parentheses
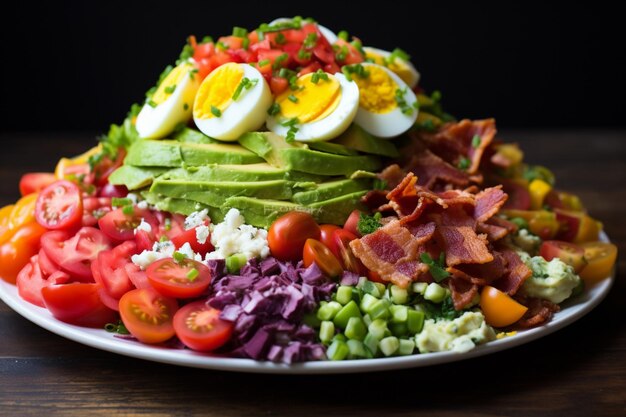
top-left (151, 62), bottom-right (194, 106)
top-left (352, 65), bottom-right (398, 114)
top-left (365, 51), bottom-right (414, 87)
top-left (276, 73), bottom-right (341, 123)
top-left (194, 63), bottom-right (244, 119)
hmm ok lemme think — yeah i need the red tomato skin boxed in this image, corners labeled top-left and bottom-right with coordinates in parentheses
top-left (35, 180), bottom-right (83, 230)
top-left (98, 207), bottom-right (158, 241)
top-left (539, 240), bottom-right (587, 273)
top-left (170, 224), bottom-right (214, 256)
top-left (319, 224), bottom-right (341, 254)
top-left (344, 210), bottom-right (362, 237)
top-left (302, 239), bottom-right (343, 277)
top-left (16, 255), bottom-right (47, 307)
top-left (19, 173), bottom-right (56, 196)
top-left (92, 240), bottom-right (138, 301)
top-left (332, 229), bottom-right (367, 275)
top-left (267, 212), bottom-right (321, 261)
top-left (173, 301), bottom-right (233, 352)
top-left (146, 258), bottom-right (212, 299)
top-left (119, 288), bottom-right (178, 344)
top-left (41, 283), bottom-right (117, 327)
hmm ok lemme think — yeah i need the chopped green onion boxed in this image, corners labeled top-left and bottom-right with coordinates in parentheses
top-left (385, 47), bottom-right (411, 65)
top-left (232, 26), bottom-right (248, 37)
top-left (275, 32), bottom-right (286, 45)
top-left (303, 33), bottom-right (318, 48)
top-left (164, 84), bottom-right (176, 94)
top-left (395, 88), bottom-right (414, 115)
top-left (231, 77), bottom-right (258, 101)
top-left (122, 205), bottom-right (134, 215)
top-left (457, 157), bottom-right (471, 170)
top-left (287, 94), bottom-right (298, 103)
top-left (338, 30), bottom-right (349, 41)
top-left (342, 63), bottom-right (370, 81)
top-left (147, 99), bottom-right (158, 108)
top-left (267, 102), bottom-right (281, 116)
top-left (173, 251), bottom-right (186, 263)
top-left (164, 217), bottom-right (172, 231)
top-left (201, 36), bottom-right (214, 44)
top-left (242, 37), bottom-right (250, 50)
top-left (471, 134), bottom-right (481, 148)
top-left (335, 45), bottom-right (348, 62)
top-left (111, 197), bottom-right (132, 207)
top-left (420, 252), bottom-right (450, 282)
top-left (278, 68), bottom-right (296, 79)
top-left (272, 53), bottom-right (289, 70)
top-left (186, 268), bottom-right (199, 281)
top-left (210, 105), bottom-right (222, 117)
top-left (183, 103), bottom-right (189, 111)
top-left (297, 48), bottom-right (312, 60)
top-left (216, 41), bottom-right (228, 51)
top-left (258, 59), bottom-right (270, 67)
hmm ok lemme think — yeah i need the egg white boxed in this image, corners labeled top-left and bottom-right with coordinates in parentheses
top-left (354, 63), bottom-right (419, 138)
top-left (193, 64), bottom-right (272, 141)
top-left (363, 46), bottom-right (420, 88)
top-left (266, 72), bottom-right (359, 142)
top-left (135, 63), bottom-right (200, 139)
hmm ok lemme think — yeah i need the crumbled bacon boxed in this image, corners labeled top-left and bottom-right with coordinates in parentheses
top-left (491, 248), bottom-right (532, 295)
top-left (513, 295), bottom-right (560, 329)
top-left (448, 277), bottom-right (479, 310)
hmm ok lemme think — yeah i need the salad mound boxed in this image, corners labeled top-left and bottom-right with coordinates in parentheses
top-left (0, 16), bottom-right (618, 364)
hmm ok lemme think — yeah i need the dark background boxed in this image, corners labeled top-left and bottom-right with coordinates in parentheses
top-left (1, 2), bottom-right (624, 136)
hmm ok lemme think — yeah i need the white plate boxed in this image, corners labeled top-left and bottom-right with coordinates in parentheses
top-left (0, 236), bottom-right (614, 374)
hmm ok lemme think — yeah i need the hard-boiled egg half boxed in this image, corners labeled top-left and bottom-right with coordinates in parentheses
top-left (363, 47), bottom-right (420, 89)
top-left (269, 17), bottom-right (338, 44)
top-left (266, 71), bottom-right (359, 142)
top-left (193, 62), bottom-right (271, 141)
top-left (350, 63), bottom-right (418, 138)
top-left (135, 61), bottom-right (200, 139)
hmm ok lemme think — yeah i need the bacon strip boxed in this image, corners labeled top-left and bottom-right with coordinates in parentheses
top-left (474, 186), bottom-right (507, 222)
top-left (405, 149), bottom-right (471, 189)
top-left (448, 277), bottom-right (479, 310)
top-left (491, 248), bottom-right (532, 295)
top-left (447, 250), bottom-right (508, 286)
top-left (513, 296), bottom-right (560, 329)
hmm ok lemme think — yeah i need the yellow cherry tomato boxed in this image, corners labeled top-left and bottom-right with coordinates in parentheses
top-left (8, 193), bottom-right (38, 230)
top-left (480, 286), bottom-right (528, 328)
top-left (578, 242), bottom-right (618, 285)
top-left (54, 144), bottom-right (101, 180)
top-left (574, 215), bottom-right (602, 243)
top-left (0, 204), bottom-right (16, 245)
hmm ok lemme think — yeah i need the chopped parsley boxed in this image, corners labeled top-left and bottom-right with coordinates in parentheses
top-left (267, 102), bottom-right (281, 116)
top-left (420, 252), bottom-right (450, 282)
top-left (342, 63), bottom-right (369, 81)
top-left (231, 77), bottom-right (258, 101)
top-left (357, 212), bottom-right (383, 235)
top-left (457, 157), bottom-right (471, 170)
top-left (210, 105), bottom-right (222, 117)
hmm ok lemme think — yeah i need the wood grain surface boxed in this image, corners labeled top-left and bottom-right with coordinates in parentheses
top-left (1, 130), bottom-right (624, 417)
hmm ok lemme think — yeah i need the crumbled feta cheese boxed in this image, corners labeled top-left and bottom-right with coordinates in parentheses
top-left (134, 218), bottom-right (152, 234)
top-left (206, 208), bottom-right (270, 260)
top-left (176, 242), bottom-right (203, 262)
top-left (184, 209), bottom-right (210, 230)
top-left (196, 224), bottom-right (210, 245)
top-left (136, 200), bottom-right (149, 210)
top-left (126, 193), bottom-right (139, 204)
top-left (131, 240), bottom-right (175, 270)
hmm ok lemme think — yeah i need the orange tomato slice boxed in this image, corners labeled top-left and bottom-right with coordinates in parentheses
top-left (578, 242), bottom-right (617, 285)
top-left (480, 286), bottom-right (528, 328)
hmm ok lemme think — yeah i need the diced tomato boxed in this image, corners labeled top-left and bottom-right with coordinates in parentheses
top-left (540, 240), bottom-right (587, 273)
top-left (82, 197), bottom-right (112, 227)
top-left (282, 42), bottom-right (312, 66)
top-left (119, 288), bottom-right (178, 344)
top-left (249, 38), bottom-right (271, 53)
top-left (323, 62), bottom-right (341, 74)
top-left (313, 43), bottom-right (336, 64)
top-left (302, 239), bottom-right (343, 277)
top-left (257, 49), bottom-right (290, 72)
top-left (92, 240), bottom-right (138, 304)
top-left (209, 52), bottom-right (235, 71)
top-left (41, 227), bottom-right (111, 282)
top-left (193, 42), bottom-right (215, 61)
top-left (196, 58), bottom-right (214, 80)
top-left (268, 212), bottom-right (321, 261)
top-left (297, 62), bottom-right (321, 77)
top-left (98, 207), bottom-right (158, 241)
top-left (173, 301), bottom-right (233, 352)
top-left (170, 223), bottom-right (214, 256)
top-left (19, 173), bottom-right (56, 196)
top-left (343, 210), bottom-right (362, 237)
top-left (0, 222), bottom-right (47, 284)
top-left (146, 257), bottom-right (212, 298)
top-left (218, 35), bottom-right (244, 50)
top-left (333, 38), bottom-right (364, 65)
top-left (41, 282), bottom-right (117, 327)
top-left (35, 180), bottom-right (83, 231)
top-left (270, 76), bottom-right (289, 95)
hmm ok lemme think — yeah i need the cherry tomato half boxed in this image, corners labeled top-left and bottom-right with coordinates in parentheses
top-left (92, 240), bottom-right (138, 308)
top-left (146, 257), bottom-right (212, 299)
top-left (302, 239), bottom-right (343, 277)
top-left (332, 228), bottom-right (366, 274)
top-left (480, 285), bottom-right (528, 328)
top-left (578, 242), bottom-right (618, 285)
top-left (19, 173), bottom-right (56, 196)
top-left (540, 240), bottom-right (587, 273)
top-left (35, 180), bottom-right (83, 230)
top-left (319, 224), bottom-right (341, 255)
top-left (171, 223), bottom-right (214, 256)
top-left (119, 288), bottom-right (178, 344)
top-left (343, 210), bottom-right (361, 237)
top-left (42, 282), bottom-right (117, 327)
top-left (173, 301), bottom-right (233, 352)
top-left (98, 207), bottom-right (158, 241)
top-left (0, 222), bottom-right (47, 284)
top-left (267, 211), bottom-right (321, 261)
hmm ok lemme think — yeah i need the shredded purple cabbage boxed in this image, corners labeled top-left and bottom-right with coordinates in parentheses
top-left (207, 257), bottom-right (335, 363)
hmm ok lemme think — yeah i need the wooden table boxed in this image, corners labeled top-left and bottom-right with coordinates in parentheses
top-left (1, 130), bottom-right (624, 417)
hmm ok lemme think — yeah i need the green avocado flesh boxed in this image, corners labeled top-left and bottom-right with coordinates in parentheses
top-left (332, 124), bottom-right (400, 158)
top-left (115, 129), bottom-right (380, 226)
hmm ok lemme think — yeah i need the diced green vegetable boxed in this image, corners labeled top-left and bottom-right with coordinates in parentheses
top-left (336, 285), bottom-right (354, 305)
top-left (333, 300), bottom-right (361, 329)
top-left (327, 340), bottom-right (350, 361)
top-left (225, 253), bottom-right (247, 274)
top-left (317, 301), bottom-right (343, 321)
top-left (347, 339), bottom-right (370, 359)
top-left (379, 336), bottom-right (400, 356)
top-left (424, 282), bottom-right (447, 303)
top-left (345, 317), bottom-right (367, 341)
top-left (319, 321), bottom-right (335, 344)
top-left (398, 339), bottom-right (416, 356)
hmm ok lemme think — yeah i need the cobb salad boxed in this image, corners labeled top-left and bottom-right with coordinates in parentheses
top-left (0, 16), bottom-right (617, 364)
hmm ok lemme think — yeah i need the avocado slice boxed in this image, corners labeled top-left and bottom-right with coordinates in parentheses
top-left (141, 191), bottom-right (225, 222)
top-left (307, 141), bottom-right (360, 156)
top-left (125, 139), bottom-right (263, 167)
top-left (162, 163), bottom-right (325, 183)
top-left (239, 132), bottom-right (381, 176)
top-left (173, 126), bottom-right (217, 144)
top-left (291, 178), bottom-right (371, 205)
top-left (108, 165), bottom-right (167, 190)
top-left (150, 179), bottom-right (295, 202)
top-left (332, 124), bottom-right (400, 158)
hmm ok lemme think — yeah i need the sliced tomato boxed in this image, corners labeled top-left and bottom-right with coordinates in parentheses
top-left (267, 211), bottom-right (321, 261)
top-left (319, 224), bottom-right (341, 254)
top-left (42, 282), bottom-right (117, 327)
top-left (343, 210), bottom-right (361, 237)
top-left (146, 257), bottom-right (212, 298)
top-left (19, 173), bottom-right (56, 196)
top-left (82, 197), bottom-right (112, 227)
top-left (98, 207), bottom-right (158, 241)
top-left (135, 229), bottom-right (156, 253)
top-left (578, 242), bottom-right (618, 285)
top-left (93, 240), bottom-right (138, 303)
top-left (0, 222), bottom-right (47, 284)
top-left (35, 180), bottom-right (83, 230)
top-left (333, 38), bottom-right (364, 65)
top-left (16, 255), bottom-right (47, 307)
top-left (480, 285), bottom-right (528, 327)
top-left (540, 240), bottom-right (587, 273)
top-left (38, 247), bottom-right (58, 276)
top-left (170, 223), bottom-right (214, 256)
top-left (124, 263), bottom-right (151, 289)
top-left (92, 149), bottom-right (125, 187)
top-left (41, 227), bottom-right (111, 282)
top-left (302, 239), bottom-right (343, 277)
top-left (332, 228), bottom-right (366, 274)
top-left (173, 301), bottom-right (233, 352)
top-left (269, 75), bottom-right (289, 95)
top-left (119, 288), bottom-right (178, 344)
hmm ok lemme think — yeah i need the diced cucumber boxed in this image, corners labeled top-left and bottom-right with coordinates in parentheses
top-left (363, 332), bottom-right (380, 356)
top-left (390, 285), bottom-right (409, 304)
top-left (362, 313), bottom-right (372, 327)
top-left (317, 301), bottom-right (343, 321)
top-left (333, 300), bottom-right (361, 329)
top-left (398, 339), bottom-right (416, 356)
top-left (412, 282), bottom-right (428, 295)
top-left (424, 282), bottom-right (447, 303)
top-left (336, 285), bottom-right (354, 305)
top-left (333, 333), bottom-right (347, 343)
top-left (369, 298), bottom-right (391, 320)
top-left (374, 282), bottom-right (386, 295)
top-left (360, 293), bottom-right (379, 313)
top-left (327, 340), bottom-right (349, 361)
top-left (389, 305), bottom-right (409, 323)
top-left (407, 309), bottom-right (425, 334)
top-left (361, 280), bottom-right (382, 297)
top-left (347, 339), bottom-right (369, 359)
top-left (389, 322), bottom-right (409, 337)
top-left (319, 321), bottom-right (335, 344)
top-left (379, 336), bottom-right (400, 356)
top-left (345, 317), bottom-right (367, 341)
top-left (368, 319), bottom-right (387, 340)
